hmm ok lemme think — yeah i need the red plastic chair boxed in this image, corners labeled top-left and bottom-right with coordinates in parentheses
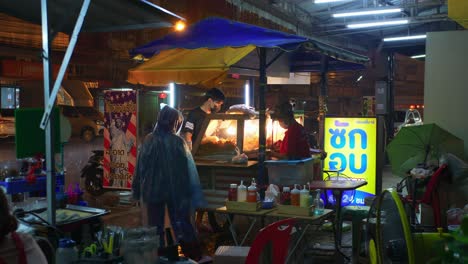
top-left (245, 218), bottom-right (296, 264)
top-left (421, 164), bottom-right (448, 227)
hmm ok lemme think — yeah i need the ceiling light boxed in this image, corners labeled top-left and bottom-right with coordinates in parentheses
top-left (383, 34), bottom-right (426, 41)
top-left (347, 19), bottom-right (409, 29)
top-left (411, 54), bottom-right (426, 59)
top-left (333, 8), bottom-right (402, 18)
top-left (315, 0), bottom-right (350, 3)
top-left (356, 75), bottom-right (363, 82)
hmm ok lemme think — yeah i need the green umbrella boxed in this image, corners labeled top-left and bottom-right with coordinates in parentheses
top-left (386, 123), bottom-right (464, 177)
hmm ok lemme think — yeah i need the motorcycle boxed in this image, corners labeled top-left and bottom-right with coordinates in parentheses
top-left (80, 150), bottom-right (104, 196)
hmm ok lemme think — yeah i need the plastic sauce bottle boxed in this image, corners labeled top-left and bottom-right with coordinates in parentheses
top-left (56, 239), bottom-right (78, 264)
top-left (281, 186), bottom-right (291, 205)
top-left (228, 183), bottom-right (238, 201)
top-left (290, 184), bottom-right (300, 206)
top-left (314, 189), bottom-right (325, 215)
top-left (247, 178), bottom-right (257, 203)
top-left (237, 180), bottom-right (247, 202)
top-left (300, 185), bottom-right (310, 208)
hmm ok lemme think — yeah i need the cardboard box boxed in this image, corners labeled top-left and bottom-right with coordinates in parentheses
top-left (214, 246), bottom-right (250, 264)
top-left (277, 204), bottom-right (314, 216)
top-left (225, 201), bottom-right (261, 212)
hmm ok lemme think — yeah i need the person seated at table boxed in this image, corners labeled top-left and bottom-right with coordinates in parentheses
top-left (0, 189), bottom-right (47, 264)
top-left (268, 101), bottom-right (310, 160)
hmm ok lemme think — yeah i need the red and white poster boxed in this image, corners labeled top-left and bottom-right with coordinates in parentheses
top-left (103, 90), bottom-right (137, 189)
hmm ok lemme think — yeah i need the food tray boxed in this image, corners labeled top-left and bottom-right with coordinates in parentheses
top-left (38, 204), bottom-right (108, 226)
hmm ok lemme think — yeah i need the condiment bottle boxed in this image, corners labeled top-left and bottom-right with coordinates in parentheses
top-left (247, 178), bottom-right (257, 203)
top-left (281, 186), bottom-right (291, 205)
top-left (300, 185), bottom-right (309, 208)
top-left (290, 184), bottom-right (300, 206)
top-left (314, 189), bottom-right (325, 215)
top-left (228, 183), bottom-right (238, 201)
top-left (237, 180), bottom-right (247, 202)
top-left (56, 239), bottom-right (78, 264)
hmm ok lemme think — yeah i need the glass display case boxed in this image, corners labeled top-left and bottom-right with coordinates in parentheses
top-left (193, 113), bottom-right (306, 160)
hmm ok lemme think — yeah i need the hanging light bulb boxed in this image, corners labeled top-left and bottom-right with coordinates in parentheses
top-left (175, 21), bottom-right (186, 31)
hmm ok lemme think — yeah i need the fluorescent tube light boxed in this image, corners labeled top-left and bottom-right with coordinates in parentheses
top-left (356, 75), bottom-right (363, 82)
top-left (333, 8), bottom-right (402, 18)
top-left (347, 19), bottom-right (408, 29)
top-left (110, 88), bottom-right (133, 91)
top-left (169, 82), bottom-right (175, 107)
top-left (411, 54), bottom-right (426, 59)
top-left (315, 0), bottom-right (350, 3)
top-left (383, 34), bottom-right (426, 41)
top-left (244, 81), bottom-right (250, 107)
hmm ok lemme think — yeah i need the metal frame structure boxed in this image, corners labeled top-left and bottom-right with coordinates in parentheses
top-left (0, 0), bottom-right (184, 224)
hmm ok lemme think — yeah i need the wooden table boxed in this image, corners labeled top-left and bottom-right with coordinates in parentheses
top-left (308, 180), bottom-right (368, 260)
top-left (214, 206), bottom-right (276, 246)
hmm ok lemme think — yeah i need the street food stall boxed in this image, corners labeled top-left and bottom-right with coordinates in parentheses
top-left (190, 111), bottom-right (322, 208)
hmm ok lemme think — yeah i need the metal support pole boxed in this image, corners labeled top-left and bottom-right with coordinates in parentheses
top-left (41, 0), bottom-right (56, 225)
top-left (40, 0), bottom-right (90, 129)
top-left (387, 52), bottom-right (395, 140)
top-left (258, 48), bottom-right (267, 187)
top-left (318, 55), bottom-right (329, 149)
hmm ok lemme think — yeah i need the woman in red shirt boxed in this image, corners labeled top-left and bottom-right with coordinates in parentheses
top-left (269, 102), bottom-right (310, 160)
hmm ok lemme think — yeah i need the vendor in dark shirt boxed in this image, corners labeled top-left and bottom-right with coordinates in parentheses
top-left (182, 88), bottom-right (225, 150)
top-left (269, 102), bottom-right (310, 160)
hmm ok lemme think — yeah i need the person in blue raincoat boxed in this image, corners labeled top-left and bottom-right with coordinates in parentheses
top-left (132, 105), bottom-right (206, 261)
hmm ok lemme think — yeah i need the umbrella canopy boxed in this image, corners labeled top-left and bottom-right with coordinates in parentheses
top-left (128, 17), bottom-right (368, 86)
top-left (128, 45), bottom-right (255, 87)
top-left (129, 17), bottom-right (308, 57)
top-left (386, 123), bottom-right (465, 177)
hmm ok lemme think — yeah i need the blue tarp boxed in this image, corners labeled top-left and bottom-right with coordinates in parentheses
top-left (130, 17), bottom-right (309, 58)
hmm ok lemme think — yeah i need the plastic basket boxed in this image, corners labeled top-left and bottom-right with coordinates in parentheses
top-left (265, 157), bottom-right (317, 187)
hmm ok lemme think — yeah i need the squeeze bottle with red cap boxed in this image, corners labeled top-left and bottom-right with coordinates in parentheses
top-left (247, 178), bottom-right (257, 203)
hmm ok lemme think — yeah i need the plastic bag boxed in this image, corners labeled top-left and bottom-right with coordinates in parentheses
top-left (226, 104), bottom-right (257, 118)
top-left (231, 147), bottom-right (248, 164)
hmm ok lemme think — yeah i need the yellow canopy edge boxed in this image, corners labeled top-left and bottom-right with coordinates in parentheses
top-left (449, 0), bottom-right (468, 29)
top-left (127, 45), bottom-right (256, 87)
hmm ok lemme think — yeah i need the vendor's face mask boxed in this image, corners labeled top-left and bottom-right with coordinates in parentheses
top-left (210, 100), bottom-right (224, 113)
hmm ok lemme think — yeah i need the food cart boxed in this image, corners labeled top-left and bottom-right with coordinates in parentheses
top-left (191, 112), bottom-right (321, 207)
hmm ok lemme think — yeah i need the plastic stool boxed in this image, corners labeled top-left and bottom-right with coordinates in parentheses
top-left (340, 205), bottom-right (370, 261)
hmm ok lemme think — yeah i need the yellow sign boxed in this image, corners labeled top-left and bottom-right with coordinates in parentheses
top-left (324, 117), bottom-right (377, 205)
top-left (449, 0), bottom-right (468, 29)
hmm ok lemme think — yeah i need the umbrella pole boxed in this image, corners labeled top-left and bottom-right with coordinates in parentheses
top-left (258, 48), bottom-right (267, 189)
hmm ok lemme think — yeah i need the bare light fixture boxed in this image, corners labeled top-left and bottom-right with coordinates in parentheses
top-left (333, 8), bottom-right (402, 18)
top-left (169, 82), bottom-right (175, 107)
top-left (383, 34), bottom-right (427, 41)
top-left (244, 81), bottom-right (250, 107)
top-left (411, 54), bottom-right (426, 59)
top-left (347, 19), bottom-right (409, 29)
top-left (315, 0), bottom-right (350, 3)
